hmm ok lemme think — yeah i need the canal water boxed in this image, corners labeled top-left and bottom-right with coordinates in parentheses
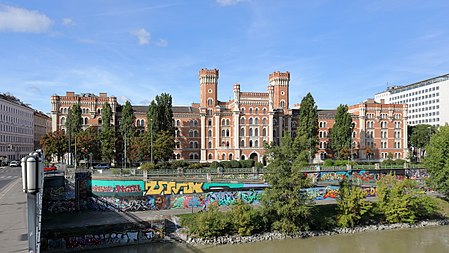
top-left (87, 225), bottom-right (449, 253)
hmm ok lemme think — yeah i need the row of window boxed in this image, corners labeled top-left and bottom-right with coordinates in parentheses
top-left (391, 86), bottom-right (439, 101)
top-left (410, 119), bottom-right (440, 125)
top-left (380, 152), bottom-right (402, 159)
top-left (0, 145), bottom-right (33, 153)
top-left (407, 99), bottom-right (439, 108)
top-left (60, 107), bottom-right (103, 115)
top-left (409, 105), bottom-right (439, 113)
top-left (0, 124), bottom-right (33, 135)
top-left (0, 135), bottom-right (33, 144)
top-left (410, 112), bottom-right (439, 119)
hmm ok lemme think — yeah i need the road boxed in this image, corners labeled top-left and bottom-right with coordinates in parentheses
top-left (0, 166), bottom-right (27, 253)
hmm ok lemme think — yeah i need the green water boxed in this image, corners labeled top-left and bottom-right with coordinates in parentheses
top-left (88, 225), bottom-right (449, 253)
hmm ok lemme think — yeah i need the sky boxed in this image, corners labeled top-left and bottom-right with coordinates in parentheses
top-left (1, 0), bottom-right (449, 113)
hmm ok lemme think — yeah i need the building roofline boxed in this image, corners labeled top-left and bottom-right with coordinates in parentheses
top-left (377, 73), bottom-right (449, 95)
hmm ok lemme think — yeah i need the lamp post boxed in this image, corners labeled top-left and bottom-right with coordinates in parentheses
top-left (150, 118), bottom-right (153, 163)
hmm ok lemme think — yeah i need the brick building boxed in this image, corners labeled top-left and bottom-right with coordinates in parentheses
top-left (34, 110), bottom-right (51, 150)
top-left (315, 99), bottom-right (408, 162)
top-left (50, 69), bottom-right (407, 164)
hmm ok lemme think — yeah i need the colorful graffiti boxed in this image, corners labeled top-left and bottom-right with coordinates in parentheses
top-left (145, 181), bottom-right (204, 195)
top-left (41, 222), bottom-right (164, 251)
top-left (303, 185), bottom-right (377, 200)
top-left (91, 180), bottom-right (145, 196)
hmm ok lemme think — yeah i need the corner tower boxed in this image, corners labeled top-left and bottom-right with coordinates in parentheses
top-left (199, 68), bottom-right (219, 108)
top-left (269, 71), bottom-right (290, 114)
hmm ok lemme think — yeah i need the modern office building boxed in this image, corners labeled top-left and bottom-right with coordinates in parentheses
top-left (374, 74), bottom-right (449, 126)
top-left (0, 93), bottom-right (35, 163)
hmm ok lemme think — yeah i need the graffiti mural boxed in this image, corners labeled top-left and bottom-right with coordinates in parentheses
top-left (91, 180), bottom-right (145, 197)
top-left (41, 222), bottom-right (164, 251)
top-left (145, 181), bottom-right (204, 195)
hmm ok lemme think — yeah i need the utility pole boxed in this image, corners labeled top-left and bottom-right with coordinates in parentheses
top-left (150, 118), bottom-right (153, 163)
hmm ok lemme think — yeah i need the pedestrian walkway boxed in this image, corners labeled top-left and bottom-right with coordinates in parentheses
top-left (0, 178), bottom-right (28, 253)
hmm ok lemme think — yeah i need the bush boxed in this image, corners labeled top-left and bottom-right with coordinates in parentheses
top-left (376, 174), bottom-right (437, 224)
top-left (230, 160), bottom-right (241, 168)
top-left (336, 179), bottom-right (372, 228)
top-left (323, 159), bottom-right (334, 166)
top-left (229, 201), bottom-right (264, 236)
top-left (220, 161), bottom-right (232, 168)
top-left (140, 162), bottom-right (156, 171)
top-left (255, 162), bottom-right (264, 169)
top-left (210, 161), bottom-right (221, 169)
top-left (240, 159), bottom-right (254, 168)
top-left (171, 160), bottom-right (188, 169)
top-left (194, 205), bottom-right (231, 238)
top-left (187, 163), bottom-right (203, 169)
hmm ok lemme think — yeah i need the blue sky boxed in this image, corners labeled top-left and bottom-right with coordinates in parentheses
top-left (1, 0), bottom-right (449, 113)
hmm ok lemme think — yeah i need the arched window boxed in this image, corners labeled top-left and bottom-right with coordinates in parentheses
top-left (189, 130), bottom-right (193, 137)
top-left (208, 130), bottom-right (212, 137)
top-left (241, 155), bottom-right (246, 160)
top-left (176, 130), bottom-right (180, 137)
top-left (226, 141), bottom-right (230, 147)
top-left (222, 129), bottom-right (226, 136)
top-left (240, 127), bottom-right (245, 136)
top-left (208, 98), bottom-right (213, 106)
top-left (249, 140), bottom-right (253, 147)
top-left (255, 140), bottom-right (259, 147)
top-left (263, 108), bottom-right (267, 114)
top-left (194, 130), bottom-right (198, 137)
top-left (240, 117), bottom-right (245, 124)
top-left (262, 128), bottom-right (267, 136)
top-left (176, 154), bottom-right (181, 159)
top-left (280, 100), bottom-right (285, 108)
top-left (229, 154), bottom-right (233, 160)
top-left (208, 154), bottom-right (213, 160)
top-left (60, 117), bottom-right (66, 125)
top-left (262, 118), bottom-right (267, 125)
top-left (255, 118), bottom-right (259, 124)
top-left (208, 141), bottom-right (212, 148)
top-left (249, 128), bottom-right (253, 136)
top-left (249, 118), bottom-right (253, 124)
top-left (226, 129), bottom-right (230, 137)
top-left (222, 119), bottom-right (226, 125)
top-left (190, 142), bottom-right (194, 148)
top-left (175, 142), bottom-right (180, 149)
top-left (176, 120), bottom-right (180, 126)
top-left (241, 108), bottom-right (245, 114)
top-left (255, 108), bottom-right (259, 114)
top-left (97, 118), bottom-right (102, 125)
top-left (255, 128), bottom-right (259, 136)
top-left (84, 117), bottom-right (88, 125)
top-left (249, 108), bottom-right (253, 114)
top-left (222, 154), bottom-right (226, 160)
top-left (208, 119), bottom-right (212, 126)
top-left (241, 140), bottom-right (245, 147)
top-left (226, 119), bottom-right (230, 125)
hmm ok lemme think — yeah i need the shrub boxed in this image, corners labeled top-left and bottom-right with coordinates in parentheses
top-left (336, 179), bottom-right (372, 228)
top-left (140, 162), bottom-right (156, 171)
top-left (229, 201), bottom-right (263, 236)
top-left (171, 160), bottom-right (188, 169)
top-left (194, 205), bottom-right (231, 238)
top-left (187, 163), bottom-right (203, 170)
top-left (255, 162), bottom-right (264, 169)
top-left (220, 161), bottom-right (232, 168)
top-left (376, 174), bottom-right (437, 224)
top-left (240, 159), bottom-right (254, 168)
top-left (230, 160), bottom-right (241, 168)
top-left (323, 159), bottom-right (334, 166)
top-left (210, 161), bottom-right (221, 169)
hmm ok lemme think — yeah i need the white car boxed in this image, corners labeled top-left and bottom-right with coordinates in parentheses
top-left (9, 161), bottom-right (20, 167)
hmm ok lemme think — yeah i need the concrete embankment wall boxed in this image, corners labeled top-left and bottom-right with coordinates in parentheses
top-left (41, 220), bottom-right (165, 252)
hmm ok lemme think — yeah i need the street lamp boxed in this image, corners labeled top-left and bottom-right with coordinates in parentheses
top-left (150, 118), bottom-right (153, 163)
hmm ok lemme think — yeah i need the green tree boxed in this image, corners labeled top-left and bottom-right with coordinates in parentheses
top-left (294, 93), bottom-right (318, 163)
top-left (230, 201), bottom-right (263, 236)
top-left (337, 179), bottom-right (372, 228)
top-left (100, 102), bottom-right (116, 162)
top-left (376, 174), bottom-right (437, 223)
top-left (40, 130), bottom-right (67, 162)
top-left (146, 93), bottom-right (174, 162)
top-left (66, 104), bottom-right (82, 135)
top-left (153, 130), bottom-right (175, 162)
top-left (120, 101), bottom-right (135, 164)
top-left (262, 134), bottom-right (314, 233)
top-left (423, 125), bottom-right (449, 196)
top-left (328, 104), bottom-right (353, 159)
top-left (76, 127), bottom-right (101, 164)
top-left (409, 124), bottom-right (437, 161)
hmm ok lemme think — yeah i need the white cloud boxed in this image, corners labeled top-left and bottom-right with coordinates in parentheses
top-left (132, 28), bottom-right (150, 45)
top-left (0, 4), bottom-right (52, 33)
top-left (155, 38), bottom-right (168, 47)
top-left (216, 0), bottom-right (248, 6)
top-left (62, 18), bottom-right (75, 27)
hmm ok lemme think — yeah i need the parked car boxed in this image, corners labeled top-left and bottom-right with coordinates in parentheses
top-left (93, 163), bottom-right (110, 169)
top-left (9, 161), bottom-right (20, 167)
top-left (44, 165), bottom-right (57, 172)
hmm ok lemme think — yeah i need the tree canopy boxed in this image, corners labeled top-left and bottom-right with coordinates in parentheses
top-left (100, 102), bottom-right (116, 162)
top-left (328, 104), bottom-right (353, 159)
top-left (423, 125), bottom-right (449, 196)
top-left (66, 104), bottom-right (82, 136)
top-left (294, 92), bottom-right (318, 163)
top-left (40, 130), bottom-right (67, 162)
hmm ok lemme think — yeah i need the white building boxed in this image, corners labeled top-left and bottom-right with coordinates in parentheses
top-left (0, 93), bottom-right (34, 164)
top-left (375, 74), bottom-right (449, 126)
